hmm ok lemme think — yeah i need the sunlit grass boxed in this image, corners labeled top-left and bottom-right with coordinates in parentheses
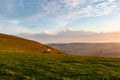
top-left (0, 33), bottom-right (66, 54)
top-left (0, 51), bottom-right (120, 80)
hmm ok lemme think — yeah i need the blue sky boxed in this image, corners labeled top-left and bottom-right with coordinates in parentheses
top-left (0, 0), bottom-right (120, 34)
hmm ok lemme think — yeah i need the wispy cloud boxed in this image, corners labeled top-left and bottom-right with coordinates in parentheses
top-left (0, 0), bottom-right (120, 35)
top-left (62, 0), bottom-right (85, 7)
top-left (0, 25), bottom-right (32, 34)
top-left (6, 20), bottom-right (20, 24)
top-left (0, 20), bottom-right (32, 34)
top-left (0, 0), bottom-right (119, 19)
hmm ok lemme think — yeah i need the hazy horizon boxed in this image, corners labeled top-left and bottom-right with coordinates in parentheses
top-left (18, 30), bottom-right (120, 43)
top-left (0, 0), bottom-right (120, 43)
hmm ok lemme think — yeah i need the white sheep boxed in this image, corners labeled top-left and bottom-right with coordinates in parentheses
top-left (43, 48), bottom-right (51, 54)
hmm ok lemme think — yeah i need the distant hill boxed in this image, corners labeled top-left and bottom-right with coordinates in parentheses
top-left (48, 43), bottom-right (120, 57)
top-left (0, 33), bottom-right (66, 54)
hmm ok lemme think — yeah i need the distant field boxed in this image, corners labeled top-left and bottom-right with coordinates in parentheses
top-left (0, 51), bottom-right (120, 80)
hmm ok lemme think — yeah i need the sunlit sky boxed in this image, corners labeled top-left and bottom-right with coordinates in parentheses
top-left (0, 0), bottom-right (120, 35)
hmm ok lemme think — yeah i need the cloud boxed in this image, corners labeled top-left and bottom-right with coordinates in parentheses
top-left (62, 0), bottom-right (85, 7)
top-left (0, 0), bottom-right (119, 19)
top-left (0, 25), bottom-right (32, 34)
top-left (0, 20), bottom-right (32, 34)
top-left (18, 30), bottom-right (120, 43)
top-left (0, 0), bottom-right (119, 35)
top-left (6, 20), bottom-right (20, 24)
top-left (108, 0), bottom-right (116, 3)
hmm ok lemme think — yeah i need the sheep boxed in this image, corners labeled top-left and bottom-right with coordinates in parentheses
top-left (42, 48), bottom-right (51, 54)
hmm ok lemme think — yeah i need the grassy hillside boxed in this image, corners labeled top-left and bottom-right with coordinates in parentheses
top-left (0, 33), bottom-right (66, 54)
top-left (0, 33), bottom-right (120, 80)
top-left (0, 51), bottom-right (120, 80)
top-left (48, 43), bottom-right (120, 57)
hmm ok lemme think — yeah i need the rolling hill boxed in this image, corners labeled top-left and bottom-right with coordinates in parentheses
top-left (0, 33), bottom-right (120, 79)
top-left (48, 43), bottom-right (120, 57)
top-left (0, 33), bottom-right (66, 54)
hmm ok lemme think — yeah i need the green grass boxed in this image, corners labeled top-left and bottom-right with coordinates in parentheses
top-left (0, 51), bottom-right (120, 80)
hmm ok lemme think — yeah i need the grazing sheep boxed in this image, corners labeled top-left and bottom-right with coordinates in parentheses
top-left (42, 49), bottom-right (51, 54)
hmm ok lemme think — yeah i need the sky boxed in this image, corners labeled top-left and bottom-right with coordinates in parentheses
top-left (0, 0), bottom-right (120, 43)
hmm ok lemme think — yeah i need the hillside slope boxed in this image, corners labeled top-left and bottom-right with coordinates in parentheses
top-left (48, 43), bottom-right (120, 57)
top-left (0, 33), bottom-right (66, 54)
